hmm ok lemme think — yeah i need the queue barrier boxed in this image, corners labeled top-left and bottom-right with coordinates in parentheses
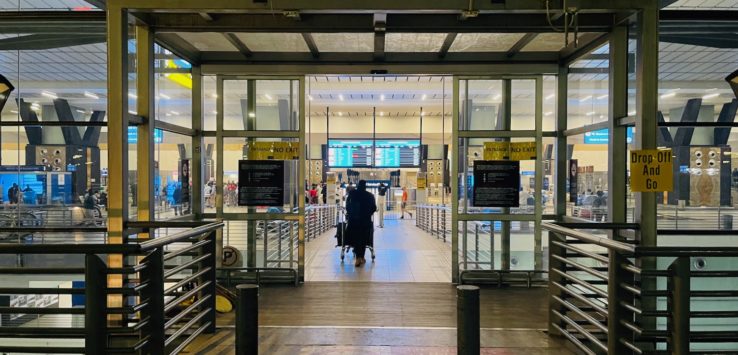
top-left (416, 204), bottom-right (450, 242)
top-left (543, 222), bottom-right (738, 354)
top-left (0, 221), bottom-right (223, 355)
top-left (305, 204), bottom-right (336, 242)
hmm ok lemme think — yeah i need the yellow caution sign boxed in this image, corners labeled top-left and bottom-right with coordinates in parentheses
top-left (246, 142), bottom-right (299, 160)
top-left (630, 149), bottom-right (673, 192)
top-left (417, 177), bottom-right (427, 189)
top-left (483, 141), bottom-right (536, 161)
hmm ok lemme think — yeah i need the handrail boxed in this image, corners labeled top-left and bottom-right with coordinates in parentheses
top-left (139, 222), bottom-right (223, 250)
top-left (541, 222), bottom-right (636, 254)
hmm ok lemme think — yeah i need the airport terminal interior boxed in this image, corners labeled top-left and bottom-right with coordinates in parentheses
top-left (1, 0), bottom-right (738, 354)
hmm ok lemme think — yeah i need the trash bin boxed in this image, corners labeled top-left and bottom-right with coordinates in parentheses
top-left (721, 214), bottom-right (733, 230)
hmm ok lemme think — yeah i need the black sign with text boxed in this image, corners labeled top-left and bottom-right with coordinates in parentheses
top-left (569, 159), bottom-right (578, 203)
top-left (238, 160), bottom-right (284, 206)
top-left (473, 160), bottom-right (520, 207)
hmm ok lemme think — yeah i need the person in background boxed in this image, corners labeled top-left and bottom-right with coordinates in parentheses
top-left (83, 188), bottom-right (98, 225)
top-left (204, 180), bottom-right (215, 208)
top-left (173, 183), bottom-right (182, 216)
top-left (321, 182), bottom-right (327, 204)
top-left (98, 188), bottom-right (108, 210)
top-left (8, 183), bottom-right (19, 205)
top-left (345, 180), bottom-right (376, 267)
top-left (22, 185), bottom-right (34, 205)
top-left (400, 186), bottom-right (412, 219)
top-left (377, 182), bottom-right (387, 228)
top-left (160, 185), bottom-right (168, 209)
top-left (309, 184), bottom-right (318, 204)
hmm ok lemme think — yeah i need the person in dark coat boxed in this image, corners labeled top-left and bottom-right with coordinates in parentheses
top-left (345, 180), bottom-right (376, 267)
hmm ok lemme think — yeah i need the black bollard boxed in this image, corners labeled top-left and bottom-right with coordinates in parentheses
top-left (457, 285), bottom-right (480, 355)
top-left (236, 284), bottom-right (259, 355)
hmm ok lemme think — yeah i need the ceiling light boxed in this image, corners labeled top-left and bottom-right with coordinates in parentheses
top-left (128, 93), bottom-right (137, 99)
top-left (211, 93), bottom-right (218, 98)
top-left (544, 111), bottom-right (553, 116)
top-left (660, 91), bottom-right (677, 99)
top-left (628, 110), bottom-right (636, 116)
top-left (84, 91), bottom-right (99, 99)
top-left (212, 110), bottom-right (218, 115)
top-left (380, 112), bottom-right (384, 116)
top-left (41, 91), bottom-right (57, 99)
top-left (493, 94), bottom-right (501, 100)
top-left (165, 113), bottom-right (171, 117)
top-left (264, 94), bottom-right (273, 100)
top-left (128, 110), bottom-right (137, 115)
top-left (338, 112), bottom-right (343, 116)
top-left (159, 93), bottom-right (171, 99)
top-left (338, 94), bottom-right (344, 101)
top-left (76, 109), bottom-right (86, 114)
top-left (597, 94), bottom-right (608, 100)
top-left (475, 108), bottom-right (479, 112)
top-left (702, 93), bottom-right (719, 100)
top-left (586, 111), bottom-right (596, 116)
top-left (706, 88), bottom-right (718, 92)
top-left (580, 95), bottom-right (592, 102)
top-left (380, 94), bottom-right (385, 101)
top-left (170, 111), bottom-right (179, 115)
top-left (248, 112), bottom-right (256, 118)
top-left (10, 110), bottom-right (18, 114)
top-left (308, 95), bottom-right (314, 101)
top-left (421, 94), bottom-right (427, 100)
top-left (545, 94), bottom-right (555, 100)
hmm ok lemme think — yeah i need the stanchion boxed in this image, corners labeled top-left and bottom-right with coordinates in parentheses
top-left (236, 284), bottom-right (259, 355)
top-left (457, 285), bottom-right (480, 355)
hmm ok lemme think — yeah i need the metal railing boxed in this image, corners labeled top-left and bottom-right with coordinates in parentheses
top-left (306, 204), bottom-right (335, 241)
top-left (544, 222), bottom-right (738, 354)
top-left (0, 221), bottom-right (223, 354)
top-left (416, 204), bottom-right (450, 242)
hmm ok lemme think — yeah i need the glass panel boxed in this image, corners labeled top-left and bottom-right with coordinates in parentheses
top-left (155, 49), bottom-right (192, 128)
top-left (311, 33), bottom-right (374, 52)
top-left (459, 80), bottom-right (504, 131)
top-left (385, 33), bottom-right (447, 52)
top-left (457, 220), bottom-right (540, 271)
top-left (234, 33), bottom-right (310, 52)
top-left (223, 80), bottom-right (298, 131)
top-left (155, 131), bottom-right (192, 220)
top-left (568, 43), bottom-right (610, 129)
top-left (203, 76), bottom-right (217, 131)
top-left (449, 33), bottom-right (525, 52)
top-left (566, 133), bottom-right (609, 221)
top-left (203, 137), bottom-right (216, 214)
top-left (543, 76), bottom-right (557, 132)
top-left (510, 79), bottom-right (536, 131)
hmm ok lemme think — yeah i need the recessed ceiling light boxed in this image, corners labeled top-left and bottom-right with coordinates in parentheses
top-left (264, 94), bottom-right (273, 100)
top-left (380, 94), bottom-right (385, 101)
top-left (338, 112), bottom-right (343, 116)
top-left (84, 91), bottom-right (99, 99)
top-left (248, 112), bottom-right (256, 118)
top-left (580, 95), bottom-right (592, 102)
top-left (544, 111), bottom-right (553, 116)
top-left (493, 94), bottom-right (501, 100)
top-left (128, 93), bottom-right (137, 99)
top-left (380, 112), bottom-right (384, 116)
top-left (76, 109), bottom-right (86, 114)
top-left (421, 94), bottom-right (427, 100)
top-left (308, 95), bottom-right (314, 101)
top-left (338, 94), bottom-right (344, 101)
top-left (211, 93), bottom-right (218, 98)
top-left (703, 93), bottom-right (719, 100)
top-left (545, 94), bottom-right (555, 100)
top-left (212, 110), bottom-right (218, 114)
top-left (41, 91), bottom-right (57, 99)
top-left (159, 93), bottom-right (171, 99)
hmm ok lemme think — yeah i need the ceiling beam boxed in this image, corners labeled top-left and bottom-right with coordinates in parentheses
top-left (83, 0), bottom-right (106, 9)
top-left (155, 33), bottom-right (202, 65)
top-left (301, 33), bottom-right (320, 58)
top-left (223, 33), bottom-right (253, 58)
top-left (660, 34), bottom-right (738, 49)
top-left (0, 34), bottom-right (105, 50)
top-left (506, 33), bottom-right (537, 58)
top-left (437, 33), bottom-right (457, 58)
top-left (0, 11), bottom-right (105, 34)
top-left (373, 13), bottom-right (386, 61)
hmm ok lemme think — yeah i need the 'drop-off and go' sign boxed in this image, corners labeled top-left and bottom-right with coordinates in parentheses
top-left (630, 149), bottom-right (673, 192)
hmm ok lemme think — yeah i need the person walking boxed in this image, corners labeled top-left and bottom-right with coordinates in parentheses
top-left (83, 188), bottom-right (98, 225)
top-left (7, 183), bottom-right (19, 204)
top-left (345, 180), bottom-right (376, 267)
top-left (400, 186), bottom-right (412, 219)
top-left (377, 182), bottom-right (387, 228)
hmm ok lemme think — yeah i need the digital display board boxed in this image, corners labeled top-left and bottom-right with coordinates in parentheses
top-left (374, 139), bottom-right (421, 167)
top-left (328, 140), bottom-right (373, 167)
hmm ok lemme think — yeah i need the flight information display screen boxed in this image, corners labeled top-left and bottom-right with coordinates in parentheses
top-left (374, 139), bottom-right (421, 167)
top-left (328, 140), bottom-right (373, 167)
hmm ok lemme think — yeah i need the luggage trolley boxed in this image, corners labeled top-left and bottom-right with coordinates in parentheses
top-left (335, 206), bottom-right (376, 263)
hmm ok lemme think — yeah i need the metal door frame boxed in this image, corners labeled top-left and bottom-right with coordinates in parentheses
top-left (451, 75), bottom-right (544, 283)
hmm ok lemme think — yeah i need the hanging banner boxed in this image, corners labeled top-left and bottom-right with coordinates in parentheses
top-left (473, 160), bottom-right (520, 207)
top-left (483, 141), bottom-right (537, 161)
top-left (245, 142), bottom-right (299, 160)
top-left (630, 149), bottom-right (673, 192)
top-left (569, 159), bottom-right (578, 202)
top-left (238, 160), bottom-right (285, 206)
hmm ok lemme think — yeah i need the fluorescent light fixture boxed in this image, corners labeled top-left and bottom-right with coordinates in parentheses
top-left (421, 94), bottom-right (427, 100)
top-left (128, 110), bottom-right (137, 115)
top-left (628, 110), bottom-right (636, 116)
top-left (128, 93), bottom-right (137, 99)
top-left (84, 91), bottom-right (99, 99)
top-left (493, 94), bottom-right (501, 100)
top-left (597, 94), bottom-right (608, 100)
top-left (211, 93), bottom-right (218, 98)
top-left (76, 109), bottom-right (86, 114)
top-left (702, 93), bottom-right (720, 100)
top-left (170, 111), bottom-right (180, 115)
top-left (338, 112), bottom-right (343, 116)
top-left (159, 93), bottom-right (171, 99)
top-left (586, 111), bottom-right (596, 116)
top-left (212, 110), bottom-right (218, 115)
top-left (580, 95), bottom-right (592, 102)
top-left (165, 113), bottom-right (171, 117)
top-left (41, 91), bottom-right (58, 99)
top-left (475, 108), bottom-right (479, 112)
top-left (545, 94), bottom-right (555, 100)
top-left (660, 92), bottom-right (676, 99)
top-left (379, 111), bottom-right (384, 116)
top-left (544, 111), bottom-right (553, 116)
top-left (706, 88), bottom-right (718, 92)
top-left (10, 110), bottom-right (18, 114)
top-left (380, 94), bottom-right (385, 101)
top-left (338, 94), bottom-right (344, 101)
top-left (308, 95), bottom-right (314, 101)
top-left (248, 112), bottom-right (256, 118)
top-left (264, 94), bottom-right (273, 100)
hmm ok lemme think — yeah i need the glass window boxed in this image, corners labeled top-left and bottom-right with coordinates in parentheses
top-left (223, 79), bottom-right (299, 131)
top-left (155, 131), bottom-right (192, 220)
top-left (568, 44), bottom-right (610, 129)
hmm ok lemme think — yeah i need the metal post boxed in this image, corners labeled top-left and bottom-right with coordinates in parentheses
top-left (136, 24), bottom-right (154, 227)
top-left (608, 247), bottom-right (631, 353)
top-left (141, 248), bottom-right (165, 354)
top-left (202, 231), bottom-right (218, 333)
top-left (246, 80), bottom-right (257, 269)
top-left (192, 66), bottom-right (204, 218)
top-left (501, 79), bottom-right (512, 271)
top-left (457, 285), bottom-right (480, 355)
top-left (236, 284), bottom-right (259, 355)
top-left (555, 65), bottom-right (568, 221)
top-left (547, 232), bottom-right (565, 336)
top-left (667, 257), bottom-right (690, 355)
top-left (85, 254), bottom-right (107, 355)
top-left (474, 224), bottom-right (479, 265)
top-left (451, 77), bottom-right (460, 283)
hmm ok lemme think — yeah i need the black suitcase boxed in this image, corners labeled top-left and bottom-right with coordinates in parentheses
top-left (335, 222), bottom-right (348, 246)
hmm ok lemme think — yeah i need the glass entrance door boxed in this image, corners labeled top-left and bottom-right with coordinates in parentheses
top-left (214, 76), bottom-right (306, 280)
top-left (452, 77), bottom-right (545, 283)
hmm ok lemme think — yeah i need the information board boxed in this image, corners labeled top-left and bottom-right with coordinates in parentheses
top-left (374, 139), bottom-right (421, 167)
top-left (473, 160), bottom-right (520, 207)
top-left (237, 160), bottom-right (284, 206)
top-left (583, 127), bottom-right (635, 144)
top-left (328, 140), bottom-right (373, 167)
top-left (630, 149), bottom-right (673, 192)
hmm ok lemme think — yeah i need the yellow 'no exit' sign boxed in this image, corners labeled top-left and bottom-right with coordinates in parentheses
top-left (630, 149), bottom-right (673, 192)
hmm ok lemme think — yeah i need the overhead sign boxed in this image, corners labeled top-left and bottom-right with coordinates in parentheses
top-left (630, 149), bottom-right (673, 192)
top-left (473, 160), bottom-right (520, 207)
top-left (483, 141), bottom-right (536, 161)
top-left (238, 160), bottom-right (285, 206)
top-left (584, 127), bottom-right (635, 144)
top-left (246, 142), bottom-right (299, 160)
top-left (128, 127), bottom-right (163, 144)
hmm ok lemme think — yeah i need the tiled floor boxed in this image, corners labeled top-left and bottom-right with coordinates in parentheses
top-left (305, 219), bottom-right (452, 282)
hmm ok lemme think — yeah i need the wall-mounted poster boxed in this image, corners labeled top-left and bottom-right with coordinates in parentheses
top-left (238, 160), bottom-right (284, 206)
top-left (473, 160), bottom-right (520, 207)
top-left (569, 159), bottom-right (578, 203)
